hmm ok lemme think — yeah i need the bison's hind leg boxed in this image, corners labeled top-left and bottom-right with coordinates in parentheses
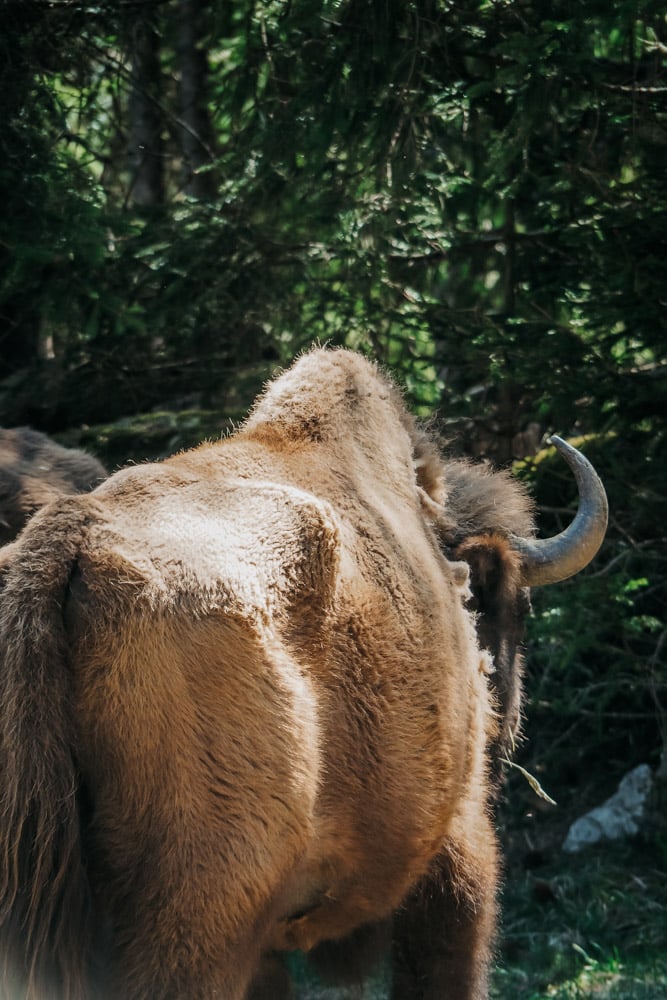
top-left (391, 814), bottom-right (498, 1000)
top-left (245, 953), bottom-right (295, 1000)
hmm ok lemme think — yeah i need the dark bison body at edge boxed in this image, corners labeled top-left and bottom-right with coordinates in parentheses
top-left (0, 349), bottom-right (607, 1000)
top-left (0, 427), bottom-right (106, 545)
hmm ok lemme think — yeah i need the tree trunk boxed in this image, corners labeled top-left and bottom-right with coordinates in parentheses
top-left (177, 0), bottom-right (217, 199)
top-left (127, 19), bottom-right (164, 207)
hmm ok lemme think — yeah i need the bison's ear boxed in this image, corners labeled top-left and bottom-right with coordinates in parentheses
top-left (452, 533), bottom-right (524, 620)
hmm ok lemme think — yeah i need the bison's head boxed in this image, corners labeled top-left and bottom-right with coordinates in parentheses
top-left (414, 432), bottom-right (608, 779)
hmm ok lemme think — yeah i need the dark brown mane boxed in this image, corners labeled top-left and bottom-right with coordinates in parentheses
top-left (439, 457), bottom-right (535, 542)
top-left (403, 415), bottom-right (536, 544)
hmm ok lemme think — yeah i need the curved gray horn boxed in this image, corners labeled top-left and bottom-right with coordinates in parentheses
top-left (511, 435), bottom-right (608, 588)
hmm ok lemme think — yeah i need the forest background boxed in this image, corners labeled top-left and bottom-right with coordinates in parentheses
top-left (1, 1), bottom-right (666, 997)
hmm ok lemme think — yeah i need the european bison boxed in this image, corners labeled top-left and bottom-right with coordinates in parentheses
top-left (0, 349), bottom-right (607, 1000)
top-left (0, 427), bottom-right (106, 546)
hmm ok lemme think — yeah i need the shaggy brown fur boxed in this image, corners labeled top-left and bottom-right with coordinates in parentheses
top-left (0, 350), bottom-right (581, 1000)
top-left (412, 448), bottom-right (535, 770)
top-left (0, 427), bottom-right (106, 545)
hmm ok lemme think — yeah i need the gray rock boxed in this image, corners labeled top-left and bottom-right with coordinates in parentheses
top-left (562, 764), bottom-right (653, 853)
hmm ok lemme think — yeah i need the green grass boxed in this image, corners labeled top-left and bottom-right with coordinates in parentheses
top-left (493, 841), bottom-right (667, 1000)
top-left (495, 953), bottom-right (667, 1000)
